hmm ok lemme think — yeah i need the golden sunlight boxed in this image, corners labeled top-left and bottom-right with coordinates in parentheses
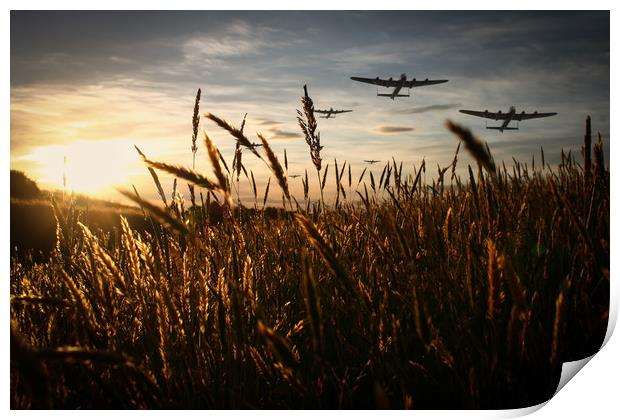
top-left (20, 139), bottom-right (146, 196)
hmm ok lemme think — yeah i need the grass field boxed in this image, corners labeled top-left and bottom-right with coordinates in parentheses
top-left (10, 88), bottom-right (609, 409)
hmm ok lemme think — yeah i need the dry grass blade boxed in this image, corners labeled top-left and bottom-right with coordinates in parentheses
top-left (321, 164), bottom-right (329, 191)
top-left (263, 177), bottom-right (271, 207)
top-left (303, 169), bottom-right (309, 200)
top-left (486, 239), bottom-right (498, 320)
top-left (191, 88), bottom-right (201, 168)
top-left (497, 253), bottom-right (527, 309)
top-left (582, 115), bottom-right (592, 183)
top-left (135, 145), bottom-right (168, 206)
top-left (301, 251), bottom-right (323, 354)
top-left (451, 141), bottom-right (461, 177)
top-left (295, 214), bottom-right (364, 307)
top-left (233, 113), bottom-right (248, 179)
top-left (593, 134), bottom-right (606, 186)
top-left (203, 129), bottom-right (230, 192)
top-left (284, 149), bottom-right (288, 171)
top-left (550, 286), bottom-right (566, 366)
top-left (120, 215), bottom-right (141, 282)
top-left (78, 222), bottom-right (127, 294)
top-left (59, 269), bottom-right (98, 329)
top-left (250, 170), bottom-right (257, 199)
top-left (216, 148), bottom-right (231, 175)
top-left (171, 178), bottom-right (178, 204)
top-left (357, 167), bottom-right (367, 186)
top-left (297, 85), bottom-right (322, 171)
top-left (233, 144), bottom-right (243, 179)
top-left (205, 112), bottom-right (264, 161)
top-left (118, 189), bottom-right (188, 235)
top-left (446, 120), bottom-right (496, 175)
top-left (143, 159), bottom-right (220, 192)
top-left (257, 320), bottom-right (299, 368)
top-left (348, 163), bottom-right (352, 189)
top-left (258, 132), bottom-right (290, 202)
top-left (240, 112), bottom-right (248, 132)
top-left (338, 160), bottom-right (347, 182)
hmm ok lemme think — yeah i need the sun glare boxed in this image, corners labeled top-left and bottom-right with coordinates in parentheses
top-left (20, 139), bottom-right (145, 196)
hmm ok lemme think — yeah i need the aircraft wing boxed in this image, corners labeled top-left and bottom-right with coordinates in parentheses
top-left (406, 79), bottom-right (449, 88)
top-left (459, 110), bottom-right (512, 120)
top-left (515, 112), bottom-right (558, 121)
top-left (350, 76), bottom-right (398, 87)
top-left (315, 110), bottom-right (329, 114)
top-left (334, 110), bottom-right (353, 114)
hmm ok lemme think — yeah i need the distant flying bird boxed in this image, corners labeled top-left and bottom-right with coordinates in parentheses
top-left (351, 73), bottom-right (448, 100)
top-left (459, 106), bottom-right (558, 133)
top-left (315, 107), bottom-right (353, 119)
top-left (364, 160), bottom-right (380, 164)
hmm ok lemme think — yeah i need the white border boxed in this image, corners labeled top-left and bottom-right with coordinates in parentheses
top-left (4, 2), bottom-right (616, 418)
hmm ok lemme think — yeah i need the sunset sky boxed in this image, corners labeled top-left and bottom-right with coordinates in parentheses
top-left (10, 11), bottom-right (610, 204)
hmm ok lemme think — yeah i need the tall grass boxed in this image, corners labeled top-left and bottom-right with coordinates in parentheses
top-left (10, 89), bottom-right (609, 409)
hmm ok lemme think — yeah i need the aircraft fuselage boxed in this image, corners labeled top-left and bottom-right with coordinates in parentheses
top-left (498, 106), bottom-right (517, 132)
top-left (390, 73), bottom-right (408, 99)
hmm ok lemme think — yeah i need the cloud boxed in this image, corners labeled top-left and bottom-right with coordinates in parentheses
top-left (394, 103), bottom-right (462, 114)
top-left (372, 126), bottom-right (415, 135)
top-left (255, 118), bottom-right (283, 126)
top-left (109, 55), bottom-right (135, 64)
top-left (181, 20), bottom-right (301, 66)
top-left (10, 80), bottom-right (189, 154)
top-left (269, 127), bottom-right (302, 140)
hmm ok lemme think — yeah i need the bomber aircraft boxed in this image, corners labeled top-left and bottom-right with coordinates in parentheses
top-left (363, 160), bottom-right (380, 164)
top-left (350, 73), bottom-right (448, 100)
top-left (288, 174), bottom-right (302, 179)
top-left (315, 108), bottom-right (353, 119)
top-left (459, 106), bottom-right (557, 133)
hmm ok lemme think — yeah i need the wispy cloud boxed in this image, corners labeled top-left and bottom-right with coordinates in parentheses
top-left (255, 118), bottom-right (283, 127)
top-left (394, 103), bottom-right (462, 114)
top-left (182, 21), bottom-right (268, 62)
top-left (181, 20), bottom-right (303, 67)
top-left (268, 127), bottom-right (301, 140)
top-left (372, 126), bottom-right (415, 135)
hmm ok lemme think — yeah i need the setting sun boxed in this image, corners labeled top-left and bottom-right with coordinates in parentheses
top-left (19, 138), bottom-right (144, 195)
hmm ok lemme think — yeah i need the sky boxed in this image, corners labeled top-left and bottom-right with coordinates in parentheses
top-left (10, 11), bottom-right (610, 205)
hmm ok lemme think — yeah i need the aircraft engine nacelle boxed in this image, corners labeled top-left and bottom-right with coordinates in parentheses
top-left (496, 110), bottom-right (502, 120)
top-left (413, 78), bottom-right (416, 83)
top-left (425, 78), bottom-right (428, 82)
top-left (376, 77), bottom-right (380, 82)
top-left (389, 77), bottom-right (393, 82)
top-left (534, 111), bottom-right (538, 114)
